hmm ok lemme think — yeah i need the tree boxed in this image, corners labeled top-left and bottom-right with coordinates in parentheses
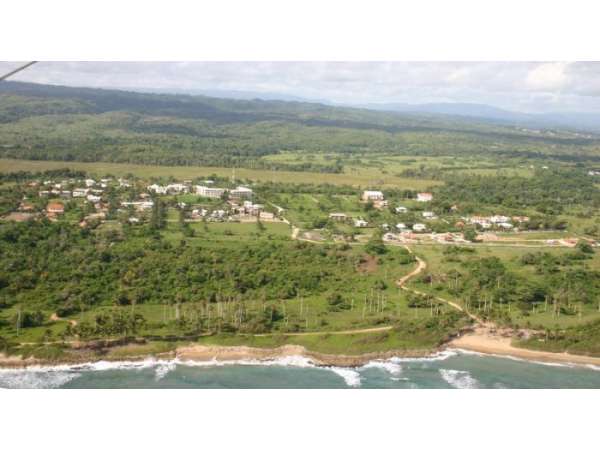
top-left (365, 232), bottom-right (387, 255)
top-left (463, 227), bottom-right (478, 242)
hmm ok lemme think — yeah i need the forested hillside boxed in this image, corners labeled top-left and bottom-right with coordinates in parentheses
top-left (2, 81), bottom-right (600, 169)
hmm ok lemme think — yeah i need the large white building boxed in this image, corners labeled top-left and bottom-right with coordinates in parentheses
top-left (362, 190), bottom-right (384, 202)
top-left (196, 185), bottom-right (226, 198)
top-left (148, 184), bottom-right (169, 195)
top-left (229, 186), bottom-right (253, 199)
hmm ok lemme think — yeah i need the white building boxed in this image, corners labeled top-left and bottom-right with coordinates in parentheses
top-left (422, 211), bottom-right (437, 219)
top-left (86, 194), bottom-right (102, 203)
top-left (121, 201), bottom-right (154, 211)
top-left (259, 211), bottom-right (275, 220)
top-left (412, 223), bottom-right (427, 232)
top-left (166, 183), bottom-right (189, 193)
top-left (196, 185), bottom-right (226, 199)
top-left (148, 184), bottom-right (169, 195)
top-left (230, 186), bottom-right (253, 200)
top-left (395, 206), bottom-right (408, 213)
top-left (362, 190), bottom-right (384, 202)
top-left (354, 218), bottom-right (369, 228)
top-left (490, 215), bottom-right (510, 224)
top-left (396, 223), bottom-right (407, 231)
top-left (416, 192), bottom-right (433, 202)
top-left (85, 179), bottom-right (96, 187)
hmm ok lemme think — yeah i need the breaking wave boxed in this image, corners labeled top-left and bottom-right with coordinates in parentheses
top-left (361, 360), bottom-right (403, 376)
top-left (0, 370), bottom-right (81, 389)
top-left (439, 369), bottom-right (480, 389)
top-left (328, 367), bottom-right (361, 387)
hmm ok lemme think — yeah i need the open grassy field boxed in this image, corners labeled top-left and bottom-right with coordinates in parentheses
top-left (0, 158), bottom-right (441, 190)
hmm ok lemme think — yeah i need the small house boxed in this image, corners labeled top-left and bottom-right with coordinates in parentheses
top-left (416, 192), bottom-right (433, 202)
top-left (46, 202), bottom-right (65, 214)
top-left (362, 190), bottom-right (384, 202)
top-left (354, 218), bottom-right (369, 228)
top-left (412, 223), bottom-right (427, 232)
top-left (329, 213), bottom-right (347, 221)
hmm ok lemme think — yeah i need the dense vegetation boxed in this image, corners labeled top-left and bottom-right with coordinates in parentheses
top-left (433, 168), bottom-right (600, 214)
top-left (416, 245), bottom-right (600, 330)
top-left (2, 81), bottom-right (600, 169)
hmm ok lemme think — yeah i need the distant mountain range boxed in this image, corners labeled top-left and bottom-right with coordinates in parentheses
top-left (122, 87), bottom-right (599, 134)
top-left (358, 102), bottom-right (600, 134)
top-left (1, 80), bottom-right (600, 167)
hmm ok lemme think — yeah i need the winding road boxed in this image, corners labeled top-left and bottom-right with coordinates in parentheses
top-left (397, 246), bottom-right (485, 325)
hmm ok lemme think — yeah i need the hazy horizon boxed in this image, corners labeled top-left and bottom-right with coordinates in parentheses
top-left (3, 61), bottom-right (600, 115)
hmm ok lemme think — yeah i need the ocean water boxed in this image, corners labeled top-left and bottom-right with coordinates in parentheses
top-left (2, 350), bottom-right (600, 389)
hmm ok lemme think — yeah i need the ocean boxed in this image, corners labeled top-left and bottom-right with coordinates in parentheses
top-left (2, 350), bottom-right (600, 388)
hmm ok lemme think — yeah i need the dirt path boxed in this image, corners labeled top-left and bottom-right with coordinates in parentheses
top-left (252, 325), bottom-right (393, 337)
top-left (291, 226), bottom-right (300, 239)
top-left (397, 246), bottom-right (486, 325)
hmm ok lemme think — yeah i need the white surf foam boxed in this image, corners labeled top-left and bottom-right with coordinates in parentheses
top-left (439, 369), bottom-right (480, 389)
top-left (388, 349), bottom-right (459, 364)
top-left (0, 371), bottom-right (81, 389)
top-left (328, 367), bottom-right (361, 387)
top-left (453, 348), bottom-right (589, 370)
top-left (154, 361), bottom-right (177, 380)
top-left (361, 360), bottom-right (403, 376)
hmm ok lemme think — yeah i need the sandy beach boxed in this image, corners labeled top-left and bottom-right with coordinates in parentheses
top-left (448, 327), bottom-right (600, 367)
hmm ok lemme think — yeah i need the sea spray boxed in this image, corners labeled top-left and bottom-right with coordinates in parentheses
top-left (439, 369), bottom-right (480, 389)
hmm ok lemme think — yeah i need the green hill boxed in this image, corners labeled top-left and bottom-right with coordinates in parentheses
top-left (1, 81), bottom-right (599, 169)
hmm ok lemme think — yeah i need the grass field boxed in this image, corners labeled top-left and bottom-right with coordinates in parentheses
top-left (0, 158), bottom-right (441, 190)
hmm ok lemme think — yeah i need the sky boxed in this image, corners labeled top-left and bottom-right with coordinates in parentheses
top-left (2, 61), bottom-right (600, 114)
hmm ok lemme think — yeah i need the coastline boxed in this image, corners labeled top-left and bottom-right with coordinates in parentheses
top-left (0, 344), bottom-right (434, 370)
top-left (3, 331), bottom-right (600, 370)
top-left (448, 327), bottom-right (600, 367)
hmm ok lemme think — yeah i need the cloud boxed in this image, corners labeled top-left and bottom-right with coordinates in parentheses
top-left (526, 62), bottom-right (570, 91)
top-left (1, 61), bottom-right (600, 113)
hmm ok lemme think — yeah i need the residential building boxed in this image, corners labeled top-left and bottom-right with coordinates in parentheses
top-left (196, 185), bottom-right (226, 199)
top-left (329, 213), bottom-right (347, 221)
top-left (121, 201), bottom-right (154, 211)
top-left (395, 206), bottom-right (408, 213)
top-left (362, 190), bottom-right (384, 202)
top-left (73, 188), bottom-right (90, 198)
top-left (86, 194), bottom-right (102, 203)
top-left (259, 211), bottom-right (275, 220)
top-left (230, 186), bottom-right (253, 199)
top-left (416, 192), bottom-right (433, 202)
top-left (46, 202), bottom-right (65, 214)
top-left (490, 215), bottom-right (510, 224)
top-left (148, 184), bottom-right (169, 195)
top-left (412, 223), bottom-right (427, 232)
top-left (354, 218), bottom-right (369, 228)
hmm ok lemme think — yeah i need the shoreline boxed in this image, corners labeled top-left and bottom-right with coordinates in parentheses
top-left (2, 332), bottom-right (600, 370)
top-left (0, 344), bottom-right (435, 370)
top-left (447, 328), bottom-right (600, 367)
